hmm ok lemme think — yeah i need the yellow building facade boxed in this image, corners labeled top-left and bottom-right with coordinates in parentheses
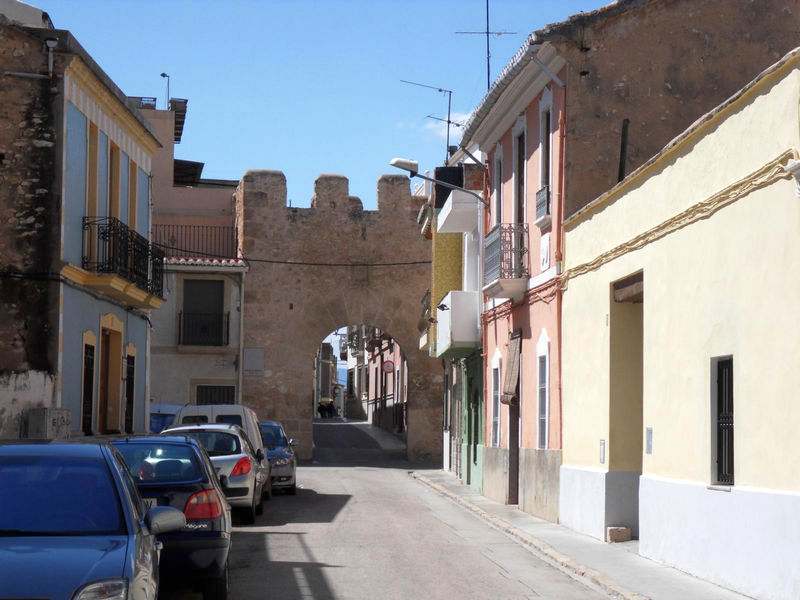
top-left (561, 49), bottom-right (800, 599)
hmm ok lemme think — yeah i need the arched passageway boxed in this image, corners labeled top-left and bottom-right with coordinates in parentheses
top-left (236, 171), bottom-right (441, 462)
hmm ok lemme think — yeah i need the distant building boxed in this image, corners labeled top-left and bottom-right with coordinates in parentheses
top-left (132, 96), bottom-right (246, 408)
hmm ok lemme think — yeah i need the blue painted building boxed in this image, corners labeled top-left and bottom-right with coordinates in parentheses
top-left (0, 11), bottom-right (163, 436)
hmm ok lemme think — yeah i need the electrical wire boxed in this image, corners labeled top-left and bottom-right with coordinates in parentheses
top-left (153, 242), bottom-right (431, 267)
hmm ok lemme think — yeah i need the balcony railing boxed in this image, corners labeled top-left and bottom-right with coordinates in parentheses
top-left (152, 224), bottom-right (238, 259)
top-left (179, 311), bottom-right (230, 346)
top-left (484, 223), bottom-right (529, 284)
top-left (82, 216), bottom-right (164, 299)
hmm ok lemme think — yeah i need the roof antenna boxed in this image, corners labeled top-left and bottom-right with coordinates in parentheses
top-left (400, 79), bottom-right (454, 164)
top-left (456, 0), bottom-right (516, 90)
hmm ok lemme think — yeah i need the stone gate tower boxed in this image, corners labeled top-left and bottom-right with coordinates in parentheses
top-left (236, 171), bottom-right (441, 462)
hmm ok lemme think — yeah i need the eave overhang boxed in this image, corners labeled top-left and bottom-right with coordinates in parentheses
top-left (461, 42), bottom-right (566, 151)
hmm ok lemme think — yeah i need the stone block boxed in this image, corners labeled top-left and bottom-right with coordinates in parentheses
top-left (606, 527), bottom-right (631, 543)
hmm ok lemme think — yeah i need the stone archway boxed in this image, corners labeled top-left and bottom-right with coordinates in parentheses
top-left (236, 171), bottom-right (441, 462)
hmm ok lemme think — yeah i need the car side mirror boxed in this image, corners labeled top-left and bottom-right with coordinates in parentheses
top-left (255, 448), bottom-right (265, 462)
top-left (289, 439), bottom-right (297, 446)
top-left (219, 474), bottom-right (229, 489)
top-left (146, 506), bottom-right (186, 535)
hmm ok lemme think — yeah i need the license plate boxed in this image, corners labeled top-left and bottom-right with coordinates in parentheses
top-left (143, 497), bottom-right (158, 509)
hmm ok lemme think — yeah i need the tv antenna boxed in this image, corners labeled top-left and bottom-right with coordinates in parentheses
top-left (401, 79), bottom-right (455, 164)
top-left (456, 0), bottom-right (516, 90)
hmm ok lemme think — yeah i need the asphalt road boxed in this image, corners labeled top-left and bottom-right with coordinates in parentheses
top-left (164, 419), bottom-right (607, 599)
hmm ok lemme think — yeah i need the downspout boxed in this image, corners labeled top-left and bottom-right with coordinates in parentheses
top-left (237, 271), bottom-right (245, 404)
top-left (556, 73), bottom-right (567, 447)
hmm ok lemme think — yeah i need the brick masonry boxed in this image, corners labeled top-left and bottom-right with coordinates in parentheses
top-left (237, 170), bottom-right (442, 461)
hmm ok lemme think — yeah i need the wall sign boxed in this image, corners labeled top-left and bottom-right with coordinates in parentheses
top-left (382, 360), bottom-right (394, 373)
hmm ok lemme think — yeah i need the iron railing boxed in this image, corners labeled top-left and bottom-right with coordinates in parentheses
top-left (82, 216), bottom-right (165, 298)
top-left (484, 223), bottom-right (529, 284)
top-left (179, 311), bottom-right (230, 346)
top-left (152, 224), bottom-right (238, 259)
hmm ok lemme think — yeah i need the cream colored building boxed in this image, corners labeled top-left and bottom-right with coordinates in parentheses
top-left (560, 49), bottom-right (800, 599)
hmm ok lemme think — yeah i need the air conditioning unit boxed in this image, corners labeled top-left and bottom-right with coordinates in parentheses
top-left (26, 407), bottom-right (71, 439)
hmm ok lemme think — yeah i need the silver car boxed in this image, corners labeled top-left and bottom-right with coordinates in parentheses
top-left (162, 423), bottom-right (271, 524)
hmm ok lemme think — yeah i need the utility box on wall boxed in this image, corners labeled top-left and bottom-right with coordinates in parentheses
top-left (26, 408), bottom-right (71, 439)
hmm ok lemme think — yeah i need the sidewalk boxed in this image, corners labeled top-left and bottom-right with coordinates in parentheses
top-left (410, 469), bottom-right (751, 600)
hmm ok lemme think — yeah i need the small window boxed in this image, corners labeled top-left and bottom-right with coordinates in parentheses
top-left (492, 367), bottom-right (501, 446)
top-left (537, 355), bottom-right (548, 449)
top-left (712, 357), bottom-right (734, 485)
top-left (197, 385), bottom-right (235, 405)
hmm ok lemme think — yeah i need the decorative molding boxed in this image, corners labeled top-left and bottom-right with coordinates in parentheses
top-left (562, 149), bottom-right (797, 289)
top-left (65, 60), bottom-right (159, 157)
top-left (60, 263), bottom-right (164, 309)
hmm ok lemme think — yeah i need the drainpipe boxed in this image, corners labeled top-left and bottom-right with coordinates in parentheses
top-left (556, 71), bottom-right (568, 447)
top-left (237, 271), bottom-right (245, 404)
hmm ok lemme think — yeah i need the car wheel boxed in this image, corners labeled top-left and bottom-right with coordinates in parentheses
top-left (288, 483), bottom-right (296, 495)
top-left (203, 562), bottom-right (228, 600)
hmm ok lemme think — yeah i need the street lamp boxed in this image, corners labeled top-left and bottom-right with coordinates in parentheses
top-left (390, 157), bottom-right (488, 206)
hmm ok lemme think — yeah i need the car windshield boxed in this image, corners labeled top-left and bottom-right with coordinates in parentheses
top-left (183, 431), bottom-right (241, 457)
top-left (0, 455), bottom-right (124, 535)
top-left (260, 424), bottom-right (287, 447)
top-left (114, 442), bottom-right (203, 482)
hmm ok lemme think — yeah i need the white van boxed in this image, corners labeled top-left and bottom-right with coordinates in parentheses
top-left (171, 404), bottom-right (266, 459)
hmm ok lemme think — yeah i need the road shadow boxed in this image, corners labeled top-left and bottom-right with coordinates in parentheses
top-left (250, 486), bottom-right (351, 526)
top-left (229, 530), bottom-right (339, 600)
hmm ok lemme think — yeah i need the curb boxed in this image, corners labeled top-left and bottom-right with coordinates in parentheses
top-left (410, 471), bottom-right (650, 600)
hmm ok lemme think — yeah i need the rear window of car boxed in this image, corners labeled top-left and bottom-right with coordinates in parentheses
top-left (114, 442), bottom-right (203, 482)
top-left (260, 424), bottom-right (287, 447)
top-left (0, 455), bottom-right (124, 535)
top-left (215, 414), bottom-right (242, 426)
top-left (188, 431), bottom-right (241, 457)
top-left (181, 415), bottom-right (209, 424)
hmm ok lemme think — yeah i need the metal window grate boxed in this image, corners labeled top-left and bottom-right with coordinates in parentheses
top-left (197, 385), bottom-right (235, 405)
top-left (716, 358), bottom-right (734, 484)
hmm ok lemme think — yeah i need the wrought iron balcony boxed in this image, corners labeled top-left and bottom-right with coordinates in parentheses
top-left (483, 223), bottom-right (529, 299)
top-left (151, 224), bottom-right (238, 259)
top-left (81, 217), bottom-right (164, 305)
top-left (179, 311), bottom-right (230, 346)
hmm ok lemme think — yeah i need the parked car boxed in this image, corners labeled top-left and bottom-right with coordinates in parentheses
top-left (0, 440), bottom-right (185, 600)
top-left (259, 421), bottom-right (297, 495)
top-left (149, 402), bottom-right (183, 433)
top-left (171, 404), bottom-right (267, 469)
top-left (110, 434), bottom-right (232, 599)
top-left (163, 423), bottom-right (271, 524)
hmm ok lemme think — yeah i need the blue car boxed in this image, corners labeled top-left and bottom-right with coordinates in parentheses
top-left (111, 435), bottom-right (232, 599)
top-left (0, 440), bottom-right (185, 600)
top-left (259, 421), bottom-right (297, 495)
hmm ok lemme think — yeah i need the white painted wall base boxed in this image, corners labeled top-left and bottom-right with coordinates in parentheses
top-left (559, 465), bottom-right (608, 540)
top-left (640, 475), bottom-right (800, 600)
top-left (559, 465), bottom-right (641, 540)
top-left (442, 431), bottom-right (451, 471)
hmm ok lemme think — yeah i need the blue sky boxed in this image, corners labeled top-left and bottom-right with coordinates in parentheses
top-left (34, 0), bottom-right (610, 210)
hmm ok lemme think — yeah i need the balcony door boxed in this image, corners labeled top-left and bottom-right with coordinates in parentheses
top-left (183, 279), bottom-right (225, 346)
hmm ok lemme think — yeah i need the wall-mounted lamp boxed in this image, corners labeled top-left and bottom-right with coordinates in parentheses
top-left (437, 303), bottom-right (450, 311)
top-left (427, 317), bottom-right (438, 324)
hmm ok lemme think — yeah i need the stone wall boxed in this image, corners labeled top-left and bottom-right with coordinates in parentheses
top-left (0, 22), bottom-right (60, 378)
top-left (237, 170), bottom-right (441, 461)
top-left (552, 0), bottom-right (800, 217)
